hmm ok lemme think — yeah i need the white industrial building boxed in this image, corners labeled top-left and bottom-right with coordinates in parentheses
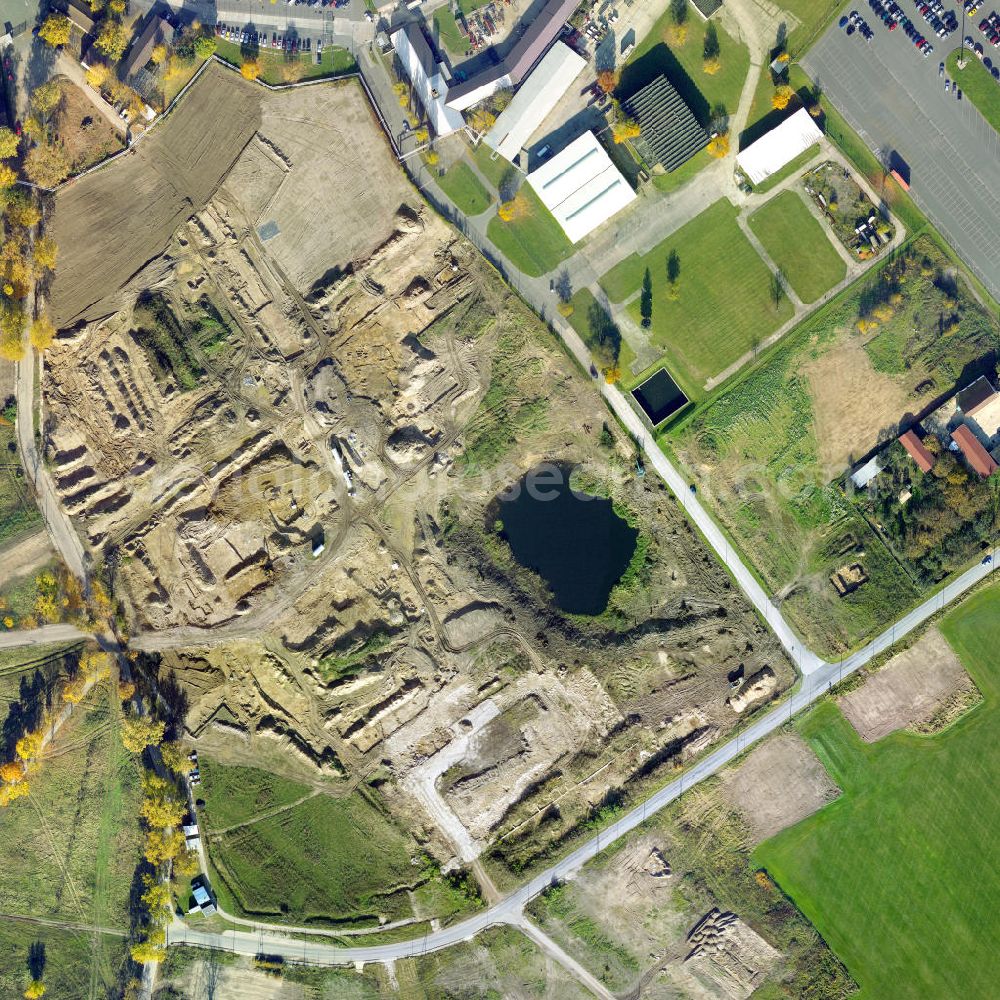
top-left (391, 24), bottom-right (466, 137)
top-left (526, 131), bottom-right (637, 244)
top-left (483, 42), bottom-right (585, 161)
top-left (735, 107), bottom-right (823, 186)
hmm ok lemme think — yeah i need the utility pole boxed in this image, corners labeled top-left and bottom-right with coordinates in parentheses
top-left (959, 2), bottom-right (966, 67)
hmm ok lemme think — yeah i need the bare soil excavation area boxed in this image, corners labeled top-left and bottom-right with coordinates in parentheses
top-left (838, 627), bottom-right (981, 742)
top-left (39, 62), bottom-right (796, 930)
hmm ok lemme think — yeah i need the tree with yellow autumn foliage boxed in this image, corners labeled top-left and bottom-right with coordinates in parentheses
top-left (38, 14), bottom-right (71, 48)
top-left (0, 760), bottom-right (26, 783)
top-left (707, 133), bottom-right (729, 158)
top-left (0, 780), bottom-right (30, 806)
top-left (611, 117), bottom-right (641, 144)
top-left (85, 62), bottom-right (110, 89)
top-left (121, 717), bottom-right (166, 754)
top-left (240, 60), bottom-right (261, 81)
top-left (160, 741), bottom-right (194, 774)
top-left (140, 772), bottom-right (186, 829)
top-left (33, 236), bottom-right (58, 272)
top-left (29, 316), bottom-right (55, 353)
top-left (143, 827), bottom-right (184, 864)
top-left (16, 731), bottom-right (43, 761)
top-left (771, 85), bottom-right (793, 110)
top-left (130, 940), bottom-right (166, 965)
top-left (24, 980), bottom-right (46, 999)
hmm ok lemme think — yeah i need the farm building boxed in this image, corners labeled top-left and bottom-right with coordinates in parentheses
top-left (120, 14), bottom-right (173, 82)
top-left (736, 108), bottom-right (822, 185)
top-left (951, 424), bottom-right (998, 477)
top-left (526, 131), bottom-right (636, 243)
top-left (958, 376), bottom-right (1000, 440)
top-left (850, 455), bottom-right (882, 489)
top-left (484, 42), bottom-right (585, 162)
top-left (62, 0), bottom-right (95, 35)
top-left (899, 429), bottom-right (936, 473)
top-left (621, 75), bottom-right (708, 171)
top-left (391, 24), bottom-right (466, 137)
top-left (445, 0), bottom-right (580, 111)
top-left (190, 882), bottom-right (217, 916)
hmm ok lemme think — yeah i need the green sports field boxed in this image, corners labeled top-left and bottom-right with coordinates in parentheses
top-left (600, 198), bottom-right (793, 391)
top-left (748, 190), bottom-right (846, 304)
top-left (758, 583), bottom-right (1000, 999)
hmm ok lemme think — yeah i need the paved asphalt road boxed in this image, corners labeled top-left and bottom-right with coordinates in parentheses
top-left (804, 13), bottom-right (1000, 299)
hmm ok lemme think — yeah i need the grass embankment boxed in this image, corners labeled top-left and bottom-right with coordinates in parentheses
top-left (214, 39), bottom-right (356, 85)
top-left (0, 396), bottom-right (42, 548)
top-left (600, 198), bottom-right (793, 391)
top-left (198, 758), bottom-right (480, 925)
top-left (436, 160), bottom-right (493, 216)
top-left (486, 182), bottom-right (574, 278)
top-left (0, 682), bottom-right (142, 995)
top-left (947, 49), bottom-right (1000, 134)
top-left (748, 189), bottom-right (846, 303)
top-left (759, 582), bottom-right (1000, 999)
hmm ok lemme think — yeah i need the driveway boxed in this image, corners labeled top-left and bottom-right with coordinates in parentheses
top-left (804, 17), bottom-right (1000, 299)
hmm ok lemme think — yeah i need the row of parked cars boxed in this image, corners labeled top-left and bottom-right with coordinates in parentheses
top-left (859, 0), bottom-right (936, 53)
top-left (215, 22), bottom-right (324, 52)
top-left (843, 8), bottom-right (875, 37)
top-left (912, 0), bottom-right (958, 38)
top-left (978, 10), bottom-right (1000, 45)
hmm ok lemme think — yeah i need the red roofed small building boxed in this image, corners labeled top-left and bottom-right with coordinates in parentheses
top-left (951, 424), bottom-right (998, 477)
top-left (899, 429), bottom-right (936, 473)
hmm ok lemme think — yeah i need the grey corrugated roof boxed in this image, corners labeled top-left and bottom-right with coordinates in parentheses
top-left (622, 76), bottom-right (707, 171)
top-left (446, 0), bottom-right (580, 105)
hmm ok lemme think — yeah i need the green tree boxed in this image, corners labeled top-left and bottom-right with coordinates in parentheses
top-left (666, 248), bottom-right (680, 299)
top-left (640, 267), bottom-right (653, 328)
top-left (669, 0), bottom-right (688, 25)
top-left (194, 35), bottom-right (217, 59)
top-left (703, 21), bottom-right (720, 60)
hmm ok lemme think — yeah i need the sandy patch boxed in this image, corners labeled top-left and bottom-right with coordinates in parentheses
top-left (721, 732), bottom-right (839, 843)
top-left (838, 627), bottom-right (979, 742)
top-left (0, 531), bottom-right (55, 588)
top-left (803, 334), bottom-right (912, 479)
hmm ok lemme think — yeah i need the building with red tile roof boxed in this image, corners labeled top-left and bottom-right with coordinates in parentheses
top-left (951, 424), bottom-right (998, 477)
top-left (898, 429), bottom-right (936, 473)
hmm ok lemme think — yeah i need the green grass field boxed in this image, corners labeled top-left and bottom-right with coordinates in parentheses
top-left (947, 50), bottom-right (1000, 134)
top-left (759, 583), bottom-right (1000, 999)
top-left (199, 758), bottom-right (478, 925)
top-left (619, 3), bottom-right (750, 123)
top-left (0, 922), bottom-right (130, 1000)
top-left (748, 190), bottom-right (846, 303)
top-left (198, 758), bottom-right (312, 830)
top-left (214, 39), bottom-right (356, 84)
top-left (436, 160), bottom-right (493, 216)
top-left (0, 682), bottom-right (142, 990)
top-left (600, 198), bottom-right (793, 390)
top-left (433, 9), bottom-right (467, 55)
top-left (486, 183), bottom-right (574, 278)
top-left (651, 148), bottom-right (710, 193)
top-left (0, 402), bottom-right (42, 548)
top-left (670, 232), bottom-right (1000, 654)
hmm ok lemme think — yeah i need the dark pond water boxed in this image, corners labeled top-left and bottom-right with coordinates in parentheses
top-left (498, 467), bottom-right (639, 616)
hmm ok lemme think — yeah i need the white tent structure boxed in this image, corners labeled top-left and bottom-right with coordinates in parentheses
top-left (484, 42), bottom-right (586, 162)
top-left (526, 131), bottom-right (636, 244)
top-left (735, 107), bottom-right (822, 185)
top-left (391, 25), bottom-right (466, 137)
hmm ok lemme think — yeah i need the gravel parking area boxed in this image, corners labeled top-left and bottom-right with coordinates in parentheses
top-left (804, 10), bottom-right (1000, 299)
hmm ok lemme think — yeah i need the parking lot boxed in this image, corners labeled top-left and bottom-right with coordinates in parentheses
top-left (804, 3), bottom-right (1000, 299)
